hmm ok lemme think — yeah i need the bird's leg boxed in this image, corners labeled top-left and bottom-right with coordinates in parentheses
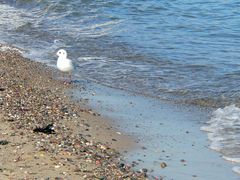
top-left (62, 72), bottom-right (67, 84)
top-left (68, 73), bottom-right (72, 84)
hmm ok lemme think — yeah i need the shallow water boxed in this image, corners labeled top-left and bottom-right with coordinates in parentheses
top-left (71, 82), bottom-right (240, 179)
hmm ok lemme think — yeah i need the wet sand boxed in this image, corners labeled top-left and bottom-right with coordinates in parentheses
top-left (75, 81), bottom-right (240, 180)
top-left (0, 48), bottom-right (146, 179)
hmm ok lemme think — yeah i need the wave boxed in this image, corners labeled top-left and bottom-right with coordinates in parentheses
top-left (232, 166), bottom-right (240, 175)
top-left (223, 156), bottom-right (240, 163)
top-left (201, 105), bottom-right (240, 174)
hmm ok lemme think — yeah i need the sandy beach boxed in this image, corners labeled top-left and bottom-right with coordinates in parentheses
top-left (0, 48), bottom-right (146, 179)
top-left (1, 1), bottom-right (240, 179)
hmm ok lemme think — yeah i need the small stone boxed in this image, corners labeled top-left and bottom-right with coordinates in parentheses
top-left (118, 163), bottom-right (125, 168)
top-left (99, 145), bottom-right (107, 150)
top-left (95, 160), bottom-right (101, 165)
top-left (141, 168), bottom-right (148, 173)
top-left (0, 140), bottom-right (9, 145)
top-left (160, 162), bottom-right (167, 168)
top-left (66, 158), bottom-right (73, 162)
top-left (74, 168), bottom-right (81, 172)
top-left (55, 177), bottom-right (64, 180)
top-left (180, 159), bottom-right (186, 163)
top-left (86, 159), bottom-right (92, 163)
top-left (61, 107), bottom-right (68, 113)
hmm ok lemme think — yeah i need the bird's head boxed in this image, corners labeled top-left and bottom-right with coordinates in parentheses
top-left (56, 49), bottom-right (67, 58)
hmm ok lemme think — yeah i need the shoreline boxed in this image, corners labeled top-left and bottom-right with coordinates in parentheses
top-left (0, 49), bottom-right (146, 179)
top-left (76, 80), bottom-right (240, 179)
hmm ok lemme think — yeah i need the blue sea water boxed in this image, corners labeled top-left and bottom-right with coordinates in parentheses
top-left (1, 0), bottom-right (240, 178)
top-left (0, 0), bottom-right (240, 106)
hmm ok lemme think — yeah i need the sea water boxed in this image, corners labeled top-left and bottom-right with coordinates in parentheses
top-left (1, 0), bottom-right (240, 178)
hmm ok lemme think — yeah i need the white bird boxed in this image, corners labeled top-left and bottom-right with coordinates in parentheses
top-left (56, 49), bottom-right (73, 83)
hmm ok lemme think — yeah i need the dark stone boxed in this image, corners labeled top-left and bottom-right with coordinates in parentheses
top-left (160, 162), bottom-right (167, 168)
top-left (61, 107), bottom-right (68, 113)
top-left (118, 163), bottom-right (125, 168)
top-left (67, 158), bottom-right (73, 162)
top-left (0, 140), bottom-right (9, 145)
top-left (55, 177), bottom-right (64, 180)
top-left (99, 177), bottom-right (106, 180)
top-left (84, 123), bottom-right (90, 127)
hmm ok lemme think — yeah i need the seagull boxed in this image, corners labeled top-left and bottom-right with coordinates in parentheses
top-left (56, 49), bottom-right (73, 83)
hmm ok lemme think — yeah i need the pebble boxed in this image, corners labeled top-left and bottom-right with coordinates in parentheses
top-left (160, 162), bottom-right (167, 168)
top-left (118, 163), bottom-right (125, 168)
top-left (141, 168), bottom-right (148, 173)
top-left (0, 140), bottom-right (9, 145)
top-left (180, 159), bottom-right (186, 163)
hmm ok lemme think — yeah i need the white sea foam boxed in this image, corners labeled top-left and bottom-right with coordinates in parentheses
top-left (62, 19), bottom-right (123, 38)
top-left (232, 166), bottom-right (240, 175)
top-left (201, 105), bottom-right (240, 174)
top-left (78, 56), bottom-right (108, 61)
top-left (0, 44), bottom-right (23, 54)
top-left (223, 156), bottom-right (240, 163)
top-left (84, 20), bottom-right (123, 30)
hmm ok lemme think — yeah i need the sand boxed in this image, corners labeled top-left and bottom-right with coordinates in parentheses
top-left (0, 49), bottom-right (146, 179)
